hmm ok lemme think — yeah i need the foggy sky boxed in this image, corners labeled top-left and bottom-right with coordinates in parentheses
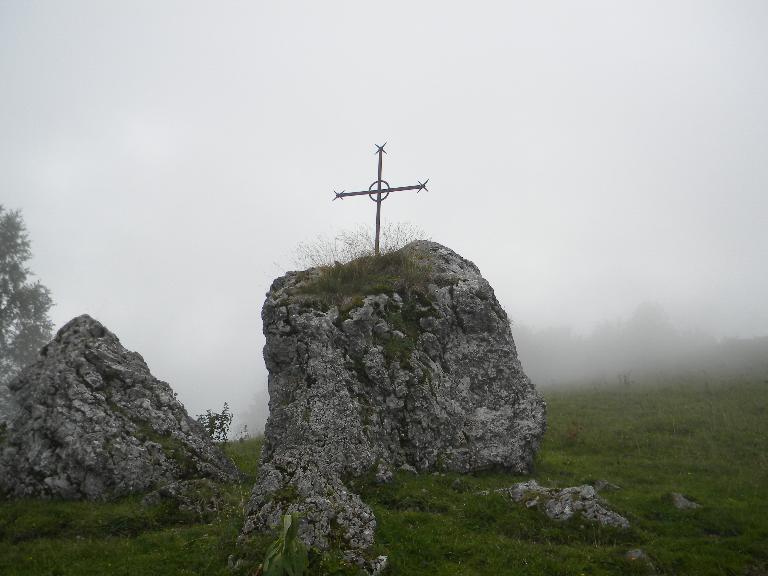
top-left (2, 1), bottom-right (767, 422)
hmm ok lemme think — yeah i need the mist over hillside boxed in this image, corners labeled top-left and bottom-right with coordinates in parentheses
top-left (514, 302), bottom-right (768, 387)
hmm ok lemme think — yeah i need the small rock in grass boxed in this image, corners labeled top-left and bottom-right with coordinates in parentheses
top-left (593, 479), bottom-right (621, 492)
top-left (343, 552), bottom-right (388, 576)
top-left (671, 492), bottom-right (701, 509)
top-left (624, 548), bottom-right (656, 573)
top-left (495, 480), bottom-right (629, 528)
top-left (450, 478), bottom-right (466, 492)
top-left (625, 548), bottom-right (649, 562)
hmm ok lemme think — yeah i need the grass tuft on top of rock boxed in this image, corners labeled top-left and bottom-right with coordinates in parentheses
top-left (291, 223), bottom-right (433, 303)
top-left (297, 247), bottom-right (432, 302)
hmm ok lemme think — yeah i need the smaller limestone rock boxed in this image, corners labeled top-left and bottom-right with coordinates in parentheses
top-left (625, 548), bottom-right (649, 562)
top-left (670, 492), bottom-right (701, 509)
top-left (494, 480), bottom-right (629, 528)
top-left (624, 548), bottom-right (656, 573)
top-left (0, 315), bottom-right (240, 500)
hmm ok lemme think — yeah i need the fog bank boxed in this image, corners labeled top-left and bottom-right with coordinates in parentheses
top-left (514, 302), bottom-right (768, 387)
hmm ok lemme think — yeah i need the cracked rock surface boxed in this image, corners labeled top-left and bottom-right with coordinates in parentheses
top-left (0, 382), bottom-right (14, 424)
top-left (241, 241), bottom-right (546, 561)
top-left (0, 315), bottom-right (240, 500)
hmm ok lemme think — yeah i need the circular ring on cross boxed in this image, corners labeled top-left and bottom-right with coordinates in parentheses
top-left (368, 180), bottom-right (391, 202)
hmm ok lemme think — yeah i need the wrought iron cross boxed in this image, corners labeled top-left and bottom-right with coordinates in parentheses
top-left (333, 143), bottom-right (428, 255)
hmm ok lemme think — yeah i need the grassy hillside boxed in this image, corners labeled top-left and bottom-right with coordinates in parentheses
top-left (1, 376), bottom-right (766, 575)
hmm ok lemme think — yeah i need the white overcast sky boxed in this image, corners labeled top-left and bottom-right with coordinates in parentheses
top-left (2, 1), bottom-right (767, 418)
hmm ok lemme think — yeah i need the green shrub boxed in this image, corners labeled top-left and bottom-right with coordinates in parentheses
top-left (196, 402), bottom-right (233, 442)
top-left (259, 513), bottom-right (308, 576)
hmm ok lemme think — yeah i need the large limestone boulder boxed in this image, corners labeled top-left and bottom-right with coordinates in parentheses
top-left (241, 241), bottom-right (546, 563)
top-left (0, 315), bottom-right (240, 500)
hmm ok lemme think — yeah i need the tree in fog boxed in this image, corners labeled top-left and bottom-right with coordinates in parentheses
top-left (0, 206), bottom-right (53, 413)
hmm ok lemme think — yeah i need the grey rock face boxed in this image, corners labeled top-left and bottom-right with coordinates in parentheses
top-left (242, 241), bottom-right (546, 560)
top-left (0, 315), bottom-right (240, 500)
top-left (493, 480), bottom-right (630, 528)
top-left (0, 381), bottom-right (15, 423)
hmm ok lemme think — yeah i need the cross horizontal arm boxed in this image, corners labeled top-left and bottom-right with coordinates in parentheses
top-left (334, 183), bottom-right (426, 199)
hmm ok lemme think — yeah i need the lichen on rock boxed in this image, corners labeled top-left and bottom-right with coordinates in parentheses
top-left (241, 241), bottom-right (546, 563)
top-left (0, 315), bottom-right (240, 500)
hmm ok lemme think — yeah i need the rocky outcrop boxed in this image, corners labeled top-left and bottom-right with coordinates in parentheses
top-left (241, 241), bottom-right (546, 563)
top-left (0, 315), bottom-right (240, 500)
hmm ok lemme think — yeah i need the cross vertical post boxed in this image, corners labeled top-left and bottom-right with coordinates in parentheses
top-left (374, 145), bottom-right (384, 255)
top-left (333, 143), bottom-right (429, 256)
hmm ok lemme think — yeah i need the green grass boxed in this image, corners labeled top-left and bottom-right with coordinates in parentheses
top-left (297, 248), bottom-right (431, 303)
top-left (0, 439), bottom-right (265, 576)
top-left (360, 377), bottom-right (768, 575)
top-left (1, 377), bottom-right (767, 575)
